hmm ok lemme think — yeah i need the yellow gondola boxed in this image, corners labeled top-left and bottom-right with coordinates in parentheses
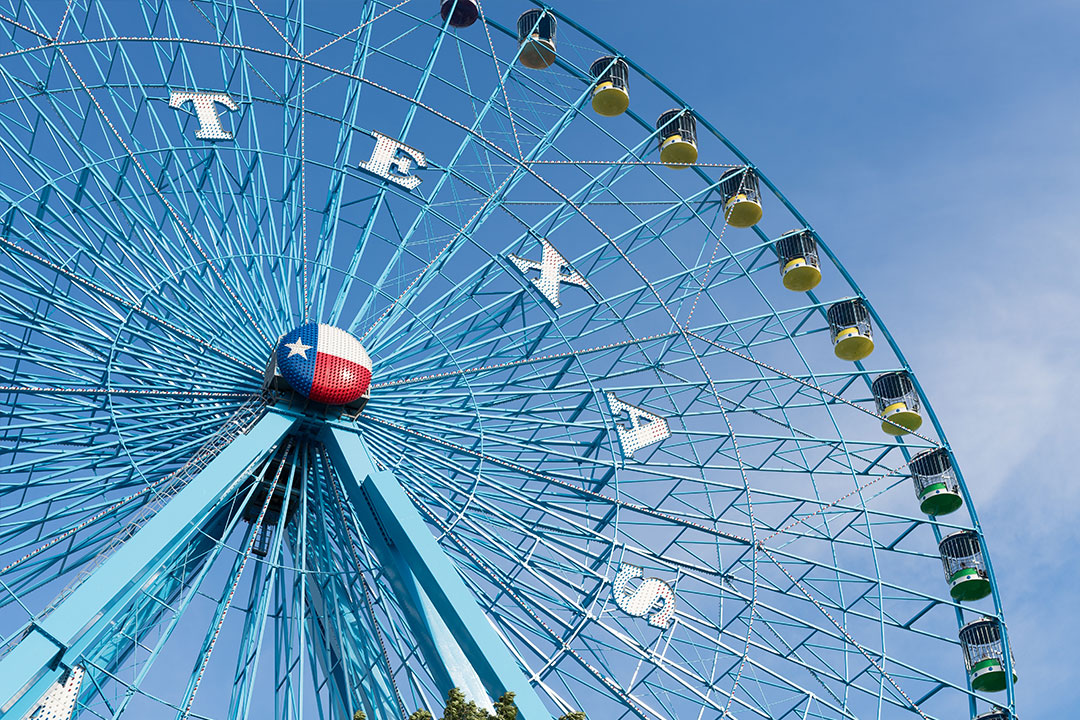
top-left (590, 56), bottom-right (630, 117)
top-left (872, 371), bottom-right (923, 435)
top-left (719, 167), bottom-right (763, 228)
top-left (826, 298), bottom-right (874, 361)
top-left (775, 230), bottom-right (822, 291)
top-left (656, 109), bottom-right (697, 169)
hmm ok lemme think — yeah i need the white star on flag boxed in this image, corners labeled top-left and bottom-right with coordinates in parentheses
top-left (284, 339), bottom-right (312, 359)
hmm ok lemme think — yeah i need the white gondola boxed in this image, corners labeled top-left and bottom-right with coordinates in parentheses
top-left (517, 10), bottom-right (557, 69)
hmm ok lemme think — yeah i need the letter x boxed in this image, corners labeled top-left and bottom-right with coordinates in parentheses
top-left (507, 238), bottom-right (590, 309)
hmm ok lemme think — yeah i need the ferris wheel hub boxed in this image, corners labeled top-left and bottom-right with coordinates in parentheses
top-left (273, 323), bottom-right (372, 406)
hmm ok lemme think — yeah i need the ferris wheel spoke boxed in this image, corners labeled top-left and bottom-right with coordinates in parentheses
top-left (0, 224), bottom-right (263, 376)
top-left (0, 181), bottom-right (208, 334)
top-left (741, 545), bottom-right (952, 646)
top-left (0, 73), bottom-right (251, 316)
top-left (401, 486), bottom-right (658, 720)
top-left (347, 35), bottom-right (619, 345)
top-left (685, 330), bottom-right (943, 446)
top-left (318, 450), bottom-right (412, 714)
top-left (386, 451), bottom-right (755, 664)
top-left (405, 482), bottom-right (771, 720)
top-left (0, 524), bottom-right (148, 608)
top-left (1, 404), bottom-right (239, 487)
top-left (363, 207), bottom-right (758, 400)
top-left (368, 200), bottom-right (735, 373)
top-left (0, 9), bottom-right (52, 43)
top-left (367, 290), bottom-right (629, 394)
top-left (374, 327), bottom-right (684, 391)
top-left (363, 415), bottom-right (752, 550)
top-left (0, 463), bottom-right (150, 527)
top-left (49, 47), bottom-right (274, 351)
top-left (315, 1), bottom-right (505, 313)
top-left (0, 456), bottom-right (227, 607)
top-left (100, 13), bottom-right (305, 311)
top-left (0, 483), bottom-right (158, 578)
top-left (76, 488), bottom-right (275, 717)
top-left (712, 582), bottom-right (865, 683)
top-left (678, 606), bottom-right (853, 716)
top-left (376, 438), bottom-right (612, 553)
top-left (0, 515), bottom-right (151, 618)
top-left (327, 26), bottom-right (535, 329)
top-left (753, 546), bottom-right (938, 718)
top-left (310, 4), bottom-right (381, 321)
top-left (374, 386), bottom-right (613, 455)
top-left (374, 377), bottom-right (775, 492)
top-left (370, 268), bottom-right (684, 381)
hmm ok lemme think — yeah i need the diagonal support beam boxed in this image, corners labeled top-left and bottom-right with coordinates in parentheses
top-left (321, 423), bottom-right (551, 720)
top-left (0, 411), bottom-right (297, 719)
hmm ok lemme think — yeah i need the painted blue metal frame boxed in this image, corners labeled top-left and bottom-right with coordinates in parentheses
top-left (0, 410), bottom-right (296, 718)
top-left (322, 420), bottom-right (551, 720)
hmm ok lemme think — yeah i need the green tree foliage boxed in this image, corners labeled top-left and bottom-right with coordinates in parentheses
top-left (442, 687), bottom-right (486, 720)
top-left (492, 691), bottom-right (518, 720)
top-left (407, 687), bottom-right (584, 720)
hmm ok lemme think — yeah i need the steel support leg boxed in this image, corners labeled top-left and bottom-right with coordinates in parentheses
top-left (321, 423), bottom-right (551, 720)
top-left (0, 410), bottom-right (297, 718)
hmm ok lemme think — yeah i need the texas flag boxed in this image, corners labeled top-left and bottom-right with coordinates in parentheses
top-left (276, 323), bottom-right (372, 405)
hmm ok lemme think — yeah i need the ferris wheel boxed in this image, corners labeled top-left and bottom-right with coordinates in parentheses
top-left (0, 2), bottom-right (1017, 720)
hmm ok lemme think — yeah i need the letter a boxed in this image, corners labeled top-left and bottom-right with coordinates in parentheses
top-left (606, 393), bottom-right (671, 457)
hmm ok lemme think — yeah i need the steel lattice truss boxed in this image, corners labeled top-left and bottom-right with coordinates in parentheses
top-left (0, 2), bottom-right (1015, 720)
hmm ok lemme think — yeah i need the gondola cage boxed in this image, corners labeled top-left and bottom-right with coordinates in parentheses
top-left (775, 229), bottom-right (822, 291)
top-left (589, 56), bottom-right (630, 117)
top-left (826, 298), bottom-right (874, 361)
top-left (440, 0), bottom-right (479, 28)
top-left (939, 530), bottom-right (992, 602)
top-left (959, 617), bottom-right (1017, 693)
top-left (974, 709), bottom-right (1012, 720)
top-left (655, 109), bottom-right (698, 169)
top-left (871, 371), bottom-right (923, 436)
top-left (909, 448), bottom-right (963, 515)
top-left (517, 10), bottom-right (557, 69)
top-left (719, 167), bottom-right (763, 228)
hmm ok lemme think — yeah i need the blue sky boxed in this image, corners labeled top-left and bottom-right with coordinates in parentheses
top-left (0, 2), bottom-right (1072, 716)
top-left (557, 2), bottom-right (1079, 715)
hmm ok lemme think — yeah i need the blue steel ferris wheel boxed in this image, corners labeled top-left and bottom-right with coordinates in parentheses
top-left (0, 2), bottom-right (1017, 720)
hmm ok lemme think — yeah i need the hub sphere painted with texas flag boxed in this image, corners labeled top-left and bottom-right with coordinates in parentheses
top-left (275, 323), bottom-right (372, 405)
